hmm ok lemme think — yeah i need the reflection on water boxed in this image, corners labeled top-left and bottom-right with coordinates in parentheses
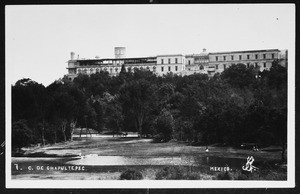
top-left (67, 155), bottom-right (185, 166)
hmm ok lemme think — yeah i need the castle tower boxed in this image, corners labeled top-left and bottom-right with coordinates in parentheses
top-left (114, 47), bottom-right (126, 58)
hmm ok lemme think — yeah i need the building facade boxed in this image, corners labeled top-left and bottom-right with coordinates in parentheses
top-left (66, 47), bottom-right (287, 80)
top-left (156, 54), bottom-right (186, 76)
top-left (208, 49), bottom-right (280, 76)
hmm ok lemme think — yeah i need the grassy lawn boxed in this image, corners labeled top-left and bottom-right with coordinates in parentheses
top-left (12, 136), bottom-right (287, 180)
top-left (21, 137), bottom-right (284, 159)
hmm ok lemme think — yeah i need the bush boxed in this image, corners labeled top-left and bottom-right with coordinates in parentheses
top-left (155, 166), bottom-right (184, 180)
top-left (153, 133), bottom-right (166, 143)
top-left (119, 169), bottom-right (143, 180)
top-left (182, 172), bottom-right (201, 180)
top-left (216, 171), bottom-right (233, 180)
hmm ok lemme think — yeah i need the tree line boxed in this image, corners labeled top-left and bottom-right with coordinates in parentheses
top-left (12, 61), bottom-right (287, 160)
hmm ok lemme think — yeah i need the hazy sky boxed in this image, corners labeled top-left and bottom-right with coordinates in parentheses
top-left (6, 4), bottom-right (295, 86)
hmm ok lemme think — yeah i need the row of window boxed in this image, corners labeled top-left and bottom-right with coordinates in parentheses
top-left (214, 62), bottom-right (268, 70)
top-left (161, 66), bottom-right (179, 72)
top-left (215, 53), bottom-right (275, 61)
top-left (187, 59), bottom-right (209, 65)
top-left (77, 66), bottom-right (157, 74)
top-left (161, 58), bottom-right (179, 64)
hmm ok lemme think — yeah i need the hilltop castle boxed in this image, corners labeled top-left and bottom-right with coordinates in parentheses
top-left (66, 47), bottom-right (287, 80)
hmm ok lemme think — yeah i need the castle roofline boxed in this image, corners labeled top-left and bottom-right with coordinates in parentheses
top-left (156, 54), bottom-right (183, 57)
top-left (209, 49), bottom-right (280, 55)
top-left (74, 56), bottom-right (157, 62)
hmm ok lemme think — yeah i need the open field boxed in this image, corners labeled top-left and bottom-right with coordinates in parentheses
top-left (12, 136), bottom-right (287, 180)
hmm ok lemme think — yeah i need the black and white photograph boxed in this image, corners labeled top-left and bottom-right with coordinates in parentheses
top-left (5, 4), bottom-right (295, 188)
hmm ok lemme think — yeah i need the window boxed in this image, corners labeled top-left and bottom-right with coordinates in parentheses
top-left (161, 59), bottom-right (164, 64)
top-left (216, 56), bottom-right (218, 61)
top-left (168, 58), bottom-right (171, 64)
top-left (223, 64), bottom-right (226, 69)
top-left (263, 54), bottom-right (266, 59)
top-left (247, 55), bottom-right (250, 60)
top-left (175, 66), bottom-right (178, 71)
top-left (272, 54), bottom-right (274, 59)
top-left (175, 58), bottom-right (178, 63)
top-left (263, 63), bottom-right (266, 68)
top-left (231, 55), bottom-right (234, 60)
top-left (153, 66), bottom-right (156, 72)
top-left (255, 63), bottom-right (258, 68)
top-left (239, 55), bottom-right (242, 60)
top-left (161, 66), bottom-right (164, 72)
top-left (223, 56), bottom-right (226, 61)
top-left (146, 66), bottom-right (150, 70)
top-left (96, 68), bottom-right (100, 73)
top-left (247, 63), bottom-right (250, 68)
top-left (115, 68), bottom-right (118, 72)
top-left (168, 66), bottom-right (171, 71)
top-left (255, 54), bottom-right (258, 59)
top-left (216, 64), bottom-right (219, 69)
top-left (188, 60), bottom-right (191, 65)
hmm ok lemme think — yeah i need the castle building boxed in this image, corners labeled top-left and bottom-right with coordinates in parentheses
top-left (207, 49), bottom-right (287, 77)
top-left (156, 54), bottom-right (186, 76)
top-left (66, 47), bottom-right (287, 80)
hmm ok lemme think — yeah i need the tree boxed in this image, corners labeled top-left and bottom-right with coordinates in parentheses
top-left (155, 109), bottom-right (175, 142)
top-left (269, 108), bottom-right (287, 163)
top-left (258, 60), bottom-right (287, 162)
top-left (221, 64), bottom-right (257, 88)
top-left (119, 64), bottom-right (127, 79)
top-left (12, 78), bottom-right (51, 146)
top-left (119, 79), bottom-right (155, 137)
top-left (12, 120), bottom-right (33, 149)
top-left (98, 92), bottom-right (124, 133)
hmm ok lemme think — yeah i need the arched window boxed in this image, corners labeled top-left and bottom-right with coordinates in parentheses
top-left (83, 69), bottom-right (87, 74)
top-left (115, 68), bottom-right (118, 72)
top-left (96, 68), bottom-right (100, 73)
top-left (146, 66), bottom-right (150, 70)
top-left (110, 68), bottom-right (113, 73)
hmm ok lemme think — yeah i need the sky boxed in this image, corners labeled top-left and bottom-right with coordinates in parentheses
top-left (6, 4), bottom-right (295, 86)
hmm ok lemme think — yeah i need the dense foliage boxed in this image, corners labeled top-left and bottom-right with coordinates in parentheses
top-left (12, 61), bottom-right (287, 161)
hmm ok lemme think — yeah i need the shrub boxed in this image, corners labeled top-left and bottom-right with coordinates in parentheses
top-left (216, 171), bottom-right (233, 180)
top-left (119, 169), bottom-right (143, 180)
top-left (155, 166), bottom-right (184, 180)
top-left (183, 172), bottom-right (201, 180)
